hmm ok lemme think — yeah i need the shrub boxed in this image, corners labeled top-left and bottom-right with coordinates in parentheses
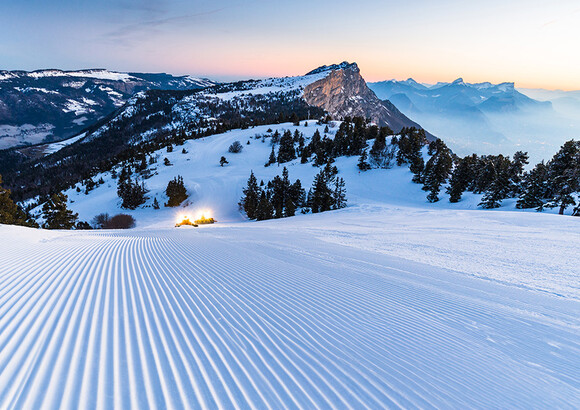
top-left (228, 140), bottom-right (243, 153)
top-left (104, 214), bottom-right (136, 229)
top-left (92, 212), bottom-right (110, 228)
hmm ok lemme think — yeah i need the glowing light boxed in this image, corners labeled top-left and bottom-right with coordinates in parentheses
top-left (194, 209), bottom-right (213, 220)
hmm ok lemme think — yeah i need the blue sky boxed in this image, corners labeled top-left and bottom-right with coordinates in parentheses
top-left (1, 0), bottom-right (579, 89)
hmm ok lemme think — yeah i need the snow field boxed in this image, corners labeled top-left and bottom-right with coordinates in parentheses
top-left (0, 221), bottom-right (578, 408)
top-left (9, 120), bottom-right (579, 407)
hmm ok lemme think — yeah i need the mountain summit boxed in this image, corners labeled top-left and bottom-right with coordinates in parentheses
top-left (303, 62), bottom-right (426, 133)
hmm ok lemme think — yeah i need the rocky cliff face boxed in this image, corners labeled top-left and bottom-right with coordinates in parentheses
top-left (303, 63), bottom-right (429, 135)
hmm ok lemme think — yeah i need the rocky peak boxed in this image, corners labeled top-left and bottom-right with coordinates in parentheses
top-left (306, 61), bottom-right (359, 76)
top-left (303, 62), bottom-right (429, 135)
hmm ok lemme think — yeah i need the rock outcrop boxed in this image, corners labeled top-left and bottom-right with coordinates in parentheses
top-left (303, 62), bottom-right (430, 135)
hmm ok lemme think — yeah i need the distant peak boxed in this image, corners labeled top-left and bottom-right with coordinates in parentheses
top-left (306, 61), bottom-right (358, 76)
top-left (498, 82), bottom-right (515, 92)
top-left (451, 78), bottom-right (465, 85)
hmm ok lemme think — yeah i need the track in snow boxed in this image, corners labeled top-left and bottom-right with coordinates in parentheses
top-left (0, 225), bottom-right (579, 408)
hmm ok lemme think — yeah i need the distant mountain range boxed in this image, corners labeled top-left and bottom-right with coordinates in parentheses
top-left (367, 78), bottom-right (579, 163)
top-left (0, 69), bottom-right (215, 149)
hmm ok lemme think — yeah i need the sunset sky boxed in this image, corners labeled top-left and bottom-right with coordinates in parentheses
top-left (2, 0), bottom-right (579, 90)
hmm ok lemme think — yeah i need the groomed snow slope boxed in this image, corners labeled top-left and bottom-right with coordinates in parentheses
top-left (4, 122), bottom-right (580, 407)
top-left (1, 215), bottom-right (579, 408)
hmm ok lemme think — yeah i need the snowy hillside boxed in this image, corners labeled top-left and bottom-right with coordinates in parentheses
top-left (0, 69), bottom-right (215, 149)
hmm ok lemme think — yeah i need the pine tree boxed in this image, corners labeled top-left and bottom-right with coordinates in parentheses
top-left (241, 171), bottom-right (261, 219)
top-left (333, 177), bottom-right (347, 209)
top-left (165, 176), bottom-right (188, 207)
top-left (479, 171), bottom-right (510, 209)
top-left (300, 145), bottom-right (310, 164)
top-left (0, 174), bottom-right (34, 226)
top-left (447, 155), bottom-right (476, 203)
top-left (369, 134), bottom-right (387, 167)
top-left (269, 172), bottom-right (288, 218)
top-left (478, 157), bottom-right (513, 209)
top-left (277, 130), bottom-right (296, 163)
top-left (118, 176), bottom-right (147, 209)
top-left (265, 146), bottom-right (276, 167)
top-left (152, 197), bottom-right (160, 210)
top-left (508, 151), bottom-right (529, 196)
top-left (310, 170), bottom-right (333, 213)
top-left (357, 149), bottom-right (371, 171)
top-left (422, 139), bottom-right (452, 202)
top-left (516, 162), bottom-right (548, 210)
top-left (287, 179), bottom-right (305, 216)
top-left (397, 130), bottom-right (425, 182)
top-left (42, 193), bottom-right (78, 229)
top-left (256, 191), bottom-right (274, 221)
top-left (545, 140), bottom-right (580, 214)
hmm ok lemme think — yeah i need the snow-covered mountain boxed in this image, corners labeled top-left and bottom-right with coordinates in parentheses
top-left (0, 69), bottom-right (215, 149)
top-left (1, 62), bottom-right (430, 200)
top-left (368, 78), bottom-right (570, 163)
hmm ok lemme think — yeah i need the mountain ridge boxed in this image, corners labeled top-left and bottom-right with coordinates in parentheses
top-left (0, 69), bottom-right (216, 149)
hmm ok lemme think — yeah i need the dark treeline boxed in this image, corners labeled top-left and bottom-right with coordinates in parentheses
top-left (446, 140), bottom-right (580, 215)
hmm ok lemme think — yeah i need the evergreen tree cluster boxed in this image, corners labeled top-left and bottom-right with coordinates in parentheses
top-left (240, 168), bottom-right (305, 220)
top-left (117, 166), bottom-right (148, 210)
top-left (517, 140), bottom-right (580, 215)
top-left (165, 176), bottom-right (188, 207)
top-left (307, 163), bottom-right (347, 213)
top-left (445, 151), bottom-right (529, 208)
top-left (260, 117), bottom-right (395, 168)
top-left (42, 193), bottom-right (78, 229)
top-left (443, 141), bottom-right (580, 215)
top-left (241, 163), bottom-right (347, 221)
